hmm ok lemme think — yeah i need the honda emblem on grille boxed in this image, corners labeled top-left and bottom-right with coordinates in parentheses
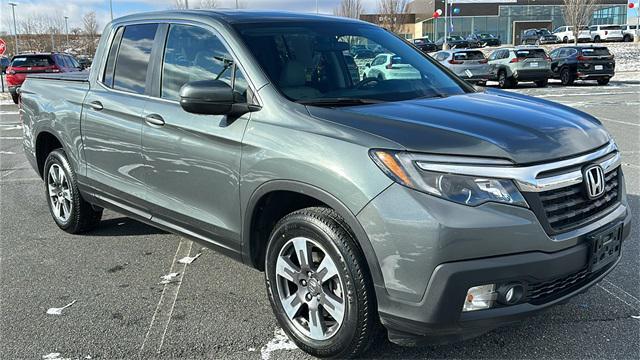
top-left (584, 165), bottom-right (605, 199)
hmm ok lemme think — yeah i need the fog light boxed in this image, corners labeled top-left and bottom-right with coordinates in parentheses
top-left (462, 284), bottom-right (497, 312)
top-left (497, 283), bottom-right (525, 305)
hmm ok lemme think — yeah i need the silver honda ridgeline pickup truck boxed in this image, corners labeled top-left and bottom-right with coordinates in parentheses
top-left (20, 10), bottom-right (630, 358)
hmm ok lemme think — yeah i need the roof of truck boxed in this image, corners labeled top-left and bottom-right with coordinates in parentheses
top-left (115, 9), bottom-right (366, 25)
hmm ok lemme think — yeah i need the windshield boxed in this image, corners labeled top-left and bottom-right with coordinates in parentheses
top-left (538, 29), bottom-right (552, 35)
top-left (449, 35), bottom-right (464, 41)
top-left (453, 51), bottom-right (486, 60)
top-left (234, 21), bottom-right (468, 104)
top-left (479, 33), bottom-right (494, 39)
top-left (601, 25), bottom-right (621, 30)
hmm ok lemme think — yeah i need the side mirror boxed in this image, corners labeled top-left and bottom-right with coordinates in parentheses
top-left (180, 80), bottom-right (234, 115)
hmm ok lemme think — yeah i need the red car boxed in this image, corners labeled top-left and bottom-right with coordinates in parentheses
top-left (6, 53), bottom-right (83, 104)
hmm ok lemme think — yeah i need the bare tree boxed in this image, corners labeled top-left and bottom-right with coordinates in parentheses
top-left (563, 0), bottom-right (599, 45)
top-left (376, 0), bottom-right (409, 35)
top-left (174, 0), bottom-right (188, 9)
top-left (334, 0), bottom-right (365, 19)
top-left (199, 0), bottom-right (218, 8)
top-left (83, 12), bottom-right (99, 56)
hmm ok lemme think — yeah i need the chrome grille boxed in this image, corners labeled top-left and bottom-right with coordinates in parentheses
top-left (538, 168), bottom-right (620, 232)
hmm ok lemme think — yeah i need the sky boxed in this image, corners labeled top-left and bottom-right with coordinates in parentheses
top-left (0, 0), bottom-right (383, 34)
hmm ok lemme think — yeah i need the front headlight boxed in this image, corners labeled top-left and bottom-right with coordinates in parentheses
top-left (370, 149), bottom-right (528, 207)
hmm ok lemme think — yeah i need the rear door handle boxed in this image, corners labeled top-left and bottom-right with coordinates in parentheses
top-left (145, 114), bottom-right (165, 127)
top-left (89, 101), bottom-right (103, 111)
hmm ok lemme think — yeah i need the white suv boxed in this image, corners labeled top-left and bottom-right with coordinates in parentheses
top-left (553, 26), bottom-right (591, 43)
top-left (589, 25), bottom-right (623, 42)
top-left (620, 24), bottom-right (639, 42)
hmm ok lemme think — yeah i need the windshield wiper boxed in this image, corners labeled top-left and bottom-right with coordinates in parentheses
top-left (296, 98), bottom-right (385, 107)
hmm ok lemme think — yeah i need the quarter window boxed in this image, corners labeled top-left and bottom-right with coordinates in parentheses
top-left (161, 24), bottom-right (247, 102)
top-left (112, 23), bottom-right (159, 95)
top-left (103, 27), bottom-right (124, 88)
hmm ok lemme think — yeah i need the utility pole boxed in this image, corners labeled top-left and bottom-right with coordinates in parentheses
top-left (110, 0), bottom-right (114, 21)
top-left (443, 0), bottom-right (449, 49)
top-left (51, 31), bottom-right (55, 52)
top-left (9, 2), bottom-right (19, 55)
top-left (316, 0), bottom-right (319, 14)
top-left (185, 0), bottom-right (189, 9)
top-left (64, 16), bottom-right (69, 51)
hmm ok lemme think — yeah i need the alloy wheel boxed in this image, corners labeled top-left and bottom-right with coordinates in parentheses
top-left (47, 164), bottom-right (72, 222)
top-left (275, 236), bottom-right (345, 341)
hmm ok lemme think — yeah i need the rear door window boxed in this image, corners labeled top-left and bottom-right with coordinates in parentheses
top-left (113, 23), bottom-right (159, 95)
top-left (10, 55), bottom-right (54, 67)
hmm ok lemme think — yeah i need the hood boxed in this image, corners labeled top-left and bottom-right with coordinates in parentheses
top-left (306, 89), bottom-right (610, 164)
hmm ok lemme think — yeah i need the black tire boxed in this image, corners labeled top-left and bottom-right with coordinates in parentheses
top-left (265, 207), bottom-right (381, 358)
top-left (11, 93), bottom-right (19, 104)
top-left (563, 36), bottom-right (569, 43)
top-left (535, 79), bottom-right (549, 87)
top-left (498, 70), bottom-right (510, 89)
top-left (44, 149), bottom-right (102, 233)
top-left (594, 36), bottom-right (601, 43)
top-left (597, 78), bottom-right (610, 85)
top-left (623, 35), bottom-right (632, 42)
top-left (560, 67), bottom-right (574, 86)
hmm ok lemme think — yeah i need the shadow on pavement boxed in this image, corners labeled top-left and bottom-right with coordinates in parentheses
top-left (85, 217), bottom-right (169, 237)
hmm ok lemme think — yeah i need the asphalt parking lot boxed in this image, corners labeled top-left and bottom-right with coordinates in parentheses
top-left (1, 79), bottom-right (639, 360)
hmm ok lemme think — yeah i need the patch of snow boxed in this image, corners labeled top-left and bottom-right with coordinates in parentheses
top-left (42, 353), bottom-right (71, 360)
top-left (159, 272), bottom-right (180, 285)
top-left (177, 252), bottom-right (202, 264)
top-left (632, 315), bottom-right (640, 319)
top-left (46, 300), bottom-right (77, 315)
top-left (260, 328), bottom-right (298, 360)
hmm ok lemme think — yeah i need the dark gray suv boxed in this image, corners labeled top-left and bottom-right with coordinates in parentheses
top-left (20, 11), bottom-right (631, 358)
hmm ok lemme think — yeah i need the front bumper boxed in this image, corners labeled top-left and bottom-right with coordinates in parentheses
top-left (357, 181), bottom-right (631, 345)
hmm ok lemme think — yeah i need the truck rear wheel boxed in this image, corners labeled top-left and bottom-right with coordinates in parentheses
top-left (44, 149), bottom-right (102, 233)
top-left (264, 207), bottom-right (381, 358)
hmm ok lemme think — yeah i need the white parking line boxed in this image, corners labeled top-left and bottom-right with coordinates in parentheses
top-left (599, 118), bottom-right (640, 127)
top-left (139, 238), bottom-right (193, 356)
top-left (597, 282), bottom-right (640, 312)
top-left (0, 136), bottom-right (22, 140)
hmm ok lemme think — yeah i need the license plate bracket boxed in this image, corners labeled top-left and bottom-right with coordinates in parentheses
top-left (588, 224), bottom-right (622, 273)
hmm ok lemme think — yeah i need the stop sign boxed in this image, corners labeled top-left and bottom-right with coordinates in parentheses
top-left (0, 39), bottom-right (6, 56)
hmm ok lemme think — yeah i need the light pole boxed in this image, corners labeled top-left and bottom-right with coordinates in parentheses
top-left (185, 0), bottom-right (189, 9)
top-left (9, 2), bottom-right (19, 55)
top-left (443, 0), bottom-right (449, 49)
top-left (64, 16), bottom-right (69, 51)
top-left (316, 0), bottom-right (319, 14)
top-left (109, 0), bottom-right (113, 21)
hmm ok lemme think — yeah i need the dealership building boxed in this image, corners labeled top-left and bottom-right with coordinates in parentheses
top-left (361, 0), bottom-right (633, 44)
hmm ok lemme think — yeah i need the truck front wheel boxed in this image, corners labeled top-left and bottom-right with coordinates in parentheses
top-left (264, 207), bottom-right (381, 358)
top-left (44, 149), bottom-right (102, 233)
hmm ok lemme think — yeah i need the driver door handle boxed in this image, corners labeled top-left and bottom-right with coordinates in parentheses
top-left (88, 101), bottom-right (103, 111)
top-left (145, 114), bottom-right (165, 127)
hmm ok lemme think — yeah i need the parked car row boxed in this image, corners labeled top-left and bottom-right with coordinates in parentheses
top-left (4, 52), bottom-right (88, 104)
top-left (431, 45), bottom-right (615, 88)
top-left (546, 24), bottom-right (636, 44)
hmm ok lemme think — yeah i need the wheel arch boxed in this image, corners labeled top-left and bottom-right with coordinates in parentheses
top-left (242, 180), bottom-right (385, 290)
top-left (35, 130), bottom-right (65, 178)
